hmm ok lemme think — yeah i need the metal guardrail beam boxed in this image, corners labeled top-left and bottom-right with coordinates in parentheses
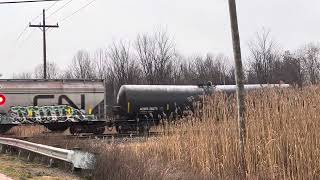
top-left (0, 137), bottom-right (95, 169)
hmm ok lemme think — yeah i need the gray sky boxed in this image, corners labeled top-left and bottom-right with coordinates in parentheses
top-left (0, 0), bottom-right (320, 78)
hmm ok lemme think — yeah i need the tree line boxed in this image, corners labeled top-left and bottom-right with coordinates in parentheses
top-left (12, 29), bottom-right (320, 103)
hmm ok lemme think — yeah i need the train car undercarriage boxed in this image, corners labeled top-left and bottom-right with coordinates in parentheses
top-left (0, 105), bottom-right (107, 135)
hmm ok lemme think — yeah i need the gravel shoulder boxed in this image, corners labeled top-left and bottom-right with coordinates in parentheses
top-left (0, 154), bottom-right (80, 180)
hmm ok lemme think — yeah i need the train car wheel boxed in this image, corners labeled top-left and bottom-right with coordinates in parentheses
top-left (115, 125), bottom-right (123, 134)
top-left (93, 126), bottom-right (105, 135)
top-left (70, 125), bottom-right (81, 135)
top-left (116, 125), bottom-right (131, 134)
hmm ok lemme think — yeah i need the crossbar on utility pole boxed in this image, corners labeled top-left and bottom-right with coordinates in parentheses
top-left (228, 0), bottom-right (247, 177)
top-left (29, 9), bottom-right (59, 79)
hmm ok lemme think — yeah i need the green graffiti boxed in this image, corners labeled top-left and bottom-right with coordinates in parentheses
top-left (7, 105), bottom-right (95, 124)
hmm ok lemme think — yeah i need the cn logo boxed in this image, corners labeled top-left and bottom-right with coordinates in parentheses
top-left (33, 95), bottom-right (85, 110)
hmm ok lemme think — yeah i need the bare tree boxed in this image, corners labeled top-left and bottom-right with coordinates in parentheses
top-left (281, 51), bottom-right (304, 87)
top-left (226, 66), bottom-right (236, 84)
top-left (169, 54), bottom-right (191, 85)
top-left (299, 43), bottom-right (320, 85)
top-left (34, 62), bottom-right (60, 79)
top-left (108, 41), bottom-right (141, 87)
top-left (135, 31), bottom-right (176, 84)
top-left (94, 49), bottom-right (109, 80)
top-left (64, 50), bottom-right (96, 79)
top-left (136, 33), bottom-right (156, 84)
top-left (186, 54), bottom-right (230, 85)
top-left (12, 72), bottom-right (33, 79)
top-left (173, 56), bottom-right (198, 85)
top-left (101, 41), bottom-right (143, 104)
top-left (171, 54), bottom-right (234, 85)
top-left (247, 29), bottom-right (281, 84)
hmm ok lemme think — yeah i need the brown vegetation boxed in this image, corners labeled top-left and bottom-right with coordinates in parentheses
top-left (0, 153), bottom-right (79, 180)
top-left (89, 87), bottom-right (320, 179)
top-left (7, 87), bottom-right (320, 179)
top-left (7, 125), bottom-right (47, 137)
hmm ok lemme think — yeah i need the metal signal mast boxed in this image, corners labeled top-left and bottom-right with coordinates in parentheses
top-left (29, 9), bottom-right (59, 79)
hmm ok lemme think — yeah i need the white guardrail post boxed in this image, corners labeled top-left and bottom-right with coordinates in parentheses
top-left (0, 137), bottom-right (95, 170)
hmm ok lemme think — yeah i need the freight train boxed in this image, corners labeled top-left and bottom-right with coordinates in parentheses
top-left (0, 79), bottom-right (107, 134)
top-left (0, 79), bottom-right (290, 134)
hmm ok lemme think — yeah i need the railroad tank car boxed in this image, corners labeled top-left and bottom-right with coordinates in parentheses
top-left (113, 83), bottom-right (290, 133)
top-left (113, 84), bottom-right (213, 133)
top-left (0, 79), bottom-right (107, 134)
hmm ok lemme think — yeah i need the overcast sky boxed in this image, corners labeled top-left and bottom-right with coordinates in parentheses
top-left (0, 0), bottom-right (319, 78)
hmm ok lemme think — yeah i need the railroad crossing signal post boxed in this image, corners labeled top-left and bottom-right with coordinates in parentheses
top-left (228, 0), bottom-right (247, 176)
top-left (29, 9), bottom-right (59, 79)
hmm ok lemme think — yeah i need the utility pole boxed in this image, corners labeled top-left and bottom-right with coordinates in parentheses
top-left (29, 9), bottom-right (59, 79)
top-left (228, 0), bottom-right (247, 176)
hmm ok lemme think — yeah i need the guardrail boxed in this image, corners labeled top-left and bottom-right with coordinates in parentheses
top-left (0, 137), bottom-right (95, 170)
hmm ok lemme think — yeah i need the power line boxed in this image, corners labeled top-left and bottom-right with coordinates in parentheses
top-left (6, 0), bottom-right (61, 68)
top-left (32, 0), bottom-right (59, 20)
top-left (46, 0), bottom-right (97, 33)
top-left (15, 25), bottom-right (29, 42)
top-left (60, 0), bottom-right (97, 23)
top-left (15, 14), bottom-right (41, 42)
top-left (46, 0), bottom-right (74, 19)
top-left (15, 0), bottom-right (59, 42)
top-left (0, 0), bottom-right (60, 4)
top-left (18, 28), bottom-right (37, 47)
top-left (46, 0), bottom-right (59, 10)
top-left (15, 0), bottom-right (94, 48)
top-left (46, 0), bottom-right (97, 64)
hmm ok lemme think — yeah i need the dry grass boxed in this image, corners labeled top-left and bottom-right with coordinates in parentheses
top-left (7, 125), bottom-right (48, 137)
top-left (91, 86), bottom-right (320, 180)
top-left (0, 154), bottom-right (80, 180)
top-left (11, 86), bottom-right (320, 179)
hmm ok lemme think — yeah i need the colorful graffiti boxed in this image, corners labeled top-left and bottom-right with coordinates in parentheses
top-left (7, 105), bottom-right (95, 124)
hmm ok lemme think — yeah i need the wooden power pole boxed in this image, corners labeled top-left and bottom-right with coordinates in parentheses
top-left (29, 9), bottom-right (59, 79)
top-left (228, 0), bottom-right (247, 176)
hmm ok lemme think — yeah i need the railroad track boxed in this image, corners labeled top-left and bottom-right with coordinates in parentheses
top-left (0, 131), bottom-right (164, 143)
top-left (63, 131), bottom-right (164, 142)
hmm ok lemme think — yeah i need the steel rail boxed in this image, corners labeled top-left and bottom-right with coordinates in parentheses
top-left (0, 137), bottom-right (95, 169)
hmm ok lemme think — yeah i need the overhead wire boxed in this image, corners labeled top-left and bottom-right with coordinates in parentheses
top-left (46, 0), bottom-right (97, 33)
top-left (15, 0), bottom-right (60, 42)
top-left (46, 0), bottom-right (74, 20)
top-left (15, 25), bottom-right (29, 42)
top-left (15, 0), bottom-right (97, 47)
top-left (8, 0), bottom-right (76, 76)
top-left (11, 0), bottom-right (60, 64)
top-left (18, 28), bottom-right (37, 48)
top-left (60, 0), bottom-right (97, 23)
top-left (46, 0), bottom-right (98, 64)
top-left (13, 0), bottom-right (98, 61)
top-left (45, 0), bottom-right (59, 11)
top-left (0, 0), bottom-right (60, 4)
